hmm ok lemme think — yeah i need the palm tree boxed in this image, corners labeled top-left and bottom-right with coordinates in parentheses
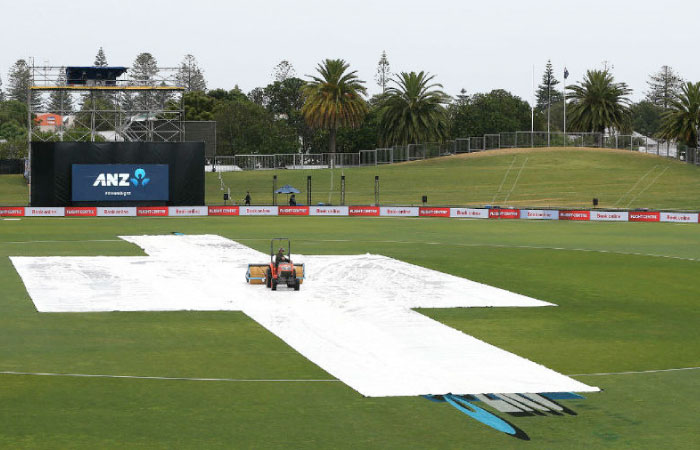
top-left (378, 71), bottom-right (449, 146)
top-left (302, 59), bottom-right (368, 158)
top-left (659, 81), bottom-right (700, 149)
top-left (566, 70), bottom-right (632, 134)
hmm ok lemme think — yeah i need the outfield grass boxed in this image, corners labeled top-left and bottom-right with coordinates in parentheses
top-left (3, 147), bottom-right (700, 210)
top-left (1, 217), bottom-right (698, 448)
top-left (207, 148), bottom-right (700, 210)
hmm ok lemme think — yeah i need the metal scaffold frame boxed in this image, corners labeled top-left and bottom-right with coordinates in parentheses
top-left (28, 64), bottom-right (185, 145)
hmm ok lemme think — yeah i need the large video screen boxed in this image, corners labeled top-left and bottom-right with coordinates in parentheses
top-left (72, 164), bottom-right (169, 202)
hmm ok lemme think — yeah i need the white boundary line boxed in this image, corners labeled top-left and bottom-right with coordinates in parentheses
top-left (613, 165), bottom-right (658, 207)
top-left (0, 370), bottom-right (340, 383)
top-left (569, 366), bottom-right (700, 376)
top-left (491, 156), bottom-right (517, 203)
top-left (503, 157), bottom-right (528, 203)
top-left (625, 166), bottom-right (670, 208)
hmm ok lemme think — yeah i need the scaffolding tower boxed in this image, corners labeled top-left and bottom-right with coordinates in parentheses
top-left (28, 63), bottom-right (185, 144)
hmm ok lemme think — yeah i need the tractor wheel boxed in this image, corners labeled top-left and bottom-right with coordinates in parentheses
top-left (294, 279), bottom-right (300, 291)
top-left (271, 279), bottom-right (277, 291)
top-left (266, 268), bottom-right (272, 288)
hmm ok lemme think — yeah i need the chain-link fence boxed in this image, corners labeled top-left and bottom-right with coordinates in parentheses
top-left (211, 131), bottom-right (690, 172)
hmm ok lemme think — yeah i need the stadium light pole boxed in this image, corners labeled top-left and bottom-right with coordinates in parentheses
top-left (531, 65), bottom-right (534, 148)
top-left (563, 67), bottom-right (569, 141)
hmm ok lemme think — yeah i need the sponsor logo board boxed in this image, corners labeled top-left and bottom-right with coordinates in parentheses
top-left (137, 206), bottom-right (168, 217)
top-left (659, 212), bottom-right (699, 223)
top-left (419, 207), bottom-right (450, 217)
top-left (240, 206), bottom-right (278, 216)
top-left (168, 206), bottom-right (208, 216)
top-left (310, 206), bottom-right (349, 216)
top-left (72, 164), bottom-right (169, 202)
top-left (520, 209), bottom-right (559, 220)
top-left (558, 210), bottom-right (590, 221)
top-left (208, 206), bottom-right (239, 216)
top-left (0, 207), bottom-right (25, 217)
top-left (489, 209), bottom-right (520, 219)
top-left (24, 207), bottom-right (65, 217)
top-left (65, 207), bottom-right (97, 217)
top-left (349, 206), bottom-right (380, 216)
top-left (629, 211), bottom-right (660, 222)
top-left (590, 211), bottom-right (628, 222)
top-left (380, 207), bottom-right (419, 217)
top-left (279, 206), bottom-right (310, 216)
top-left (450, 208), bottom-right (489, 219)
top-left (97, 207), bottom-right (136, 217)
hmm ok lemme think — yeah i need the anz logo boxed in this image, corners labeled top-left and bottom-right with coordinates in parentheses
top-left (93, 168), bottom-right (150, 187)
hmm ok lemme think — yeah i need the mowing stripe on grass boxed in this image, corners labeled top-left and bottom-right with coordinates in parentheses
top-left (569, 366), bottom-right (700, 376)
top-left (0, 371), bottom-right (340, 383)
top-left (2, 238), bottom-right (698, 263)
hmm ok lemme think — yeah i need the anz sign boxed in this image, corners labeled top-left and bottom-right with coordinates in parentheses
top-left (72, 164), bottom-right (168, 202)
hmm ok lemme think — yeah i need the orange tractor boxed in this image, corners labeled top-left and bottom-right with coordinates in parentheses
top-left (246, 238), bottom-right (304, 291)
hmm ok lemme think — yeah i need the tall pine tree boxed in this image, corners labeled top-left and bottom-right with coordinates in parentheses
top-left (7, 59), bottom-right (41, 109)
top-left (272, 60), bottom-right (294, 83)
top-left (94, 47), bottom-right (108, 67)
top-left (126, 52), bottom-right (160, 111)
top-left (645, 65), bottom-right (683, 109)
top-left (176, 54), bottom-right (207, 92)
top-left (375, 51), bottom-right (391, 93)
top-left (0, 74), bottom-right (4, 102)
top-left (536, 60), bottom-right (563, 111)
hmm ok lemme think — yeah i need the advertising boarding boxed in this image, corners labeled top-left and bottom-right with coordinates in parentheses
top-left (72, 164), bottom-right (169, 202)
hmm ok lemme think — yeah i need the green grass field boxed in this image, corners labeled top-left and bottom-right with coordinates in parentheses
top-left (3, 147), bottom-right (700, 210)
top-left (1, 217), bottom-right (699, 448)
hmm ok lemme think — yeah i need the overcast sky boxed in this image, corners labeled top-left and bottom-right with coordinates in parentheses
top-left (2, 0), bottom-right (698, 102)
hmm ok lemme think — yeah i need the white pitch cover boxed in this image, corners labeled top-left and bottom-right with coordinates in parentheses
top-left (660, 212), bottom-right (699, 223)
top-left (380, 206), bottom-right (419, 217)
top-left (168, 206), bottom-right (208, 217)
top-left (239, 206), bottom-right (279, 216)
top-left (10, 234), bottom-right (598, 398)
top-left (310, 206), bottom-right (349, 216)
top-left (590, 211), bottom-right (629, 222)
top-left (23, 207), bottom-right (65, 217)
top-left (450, 208), bottom-right (489, 219)
top-left (97, 207), bottom-right (137, 217)
top-left (520, 210), bottom-right (559, 220)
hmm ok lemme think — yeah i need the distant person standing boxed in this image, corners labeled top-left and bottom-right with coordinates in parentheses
top-left (244, 191), bottom-right (251, 206)
top-left (289, 194), bottom-right (296, 206)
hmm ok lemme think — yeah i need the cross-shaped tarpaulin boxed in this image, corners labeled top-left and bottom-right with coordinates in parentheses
top-left (10, 235), bottom-right (598, 397)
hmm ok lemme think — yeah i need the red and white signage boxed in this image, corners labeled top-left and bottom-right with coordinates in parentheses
top-left (629, 211), bottom-right (660, 222)
top-left (208, 206), bottom-right (239, 216)
top-left (279, 206), bottom-right (310, 216)
top-left (660, 212), bottom-right (699, 223)
top-left (349, 206), bottom-right (380, 216)
top-left (450, 208), bottom-right (489, 219)
top-left (489, 209), bottom-right (520, 219)
top-left (24, 207), bottom-right (65, 217)
top-left (0, 207), bottom-right (25, 217)
top-left (590, 211), bottom-right (628, 222)
top-left (310, 206), bottom-right (349, 216)
top-left (559, 210), bottom-right (590, 221)
top-left (97, 207), bottom-right (137, 217)
top-left (65, 207), bottom-right (97, 217)
top-left (137, 206), bottom-right (168, 217)
top-left (380, 206), bottom-right (419, 217)
top-left (419, 207), bottom-right (450, 217)
top-left (520, 209), bottom-right (559, 220)
top-left (240, 206), bottom-right (278, 216)
top-left (168, 206), bottom-right (208, 216)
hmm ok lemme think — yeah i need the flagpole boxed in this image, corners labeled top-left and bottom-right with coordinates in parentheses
top-left (531, 65), bottom-right (535, 147)
top-left (563, 66), bottom-right (569, 143)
